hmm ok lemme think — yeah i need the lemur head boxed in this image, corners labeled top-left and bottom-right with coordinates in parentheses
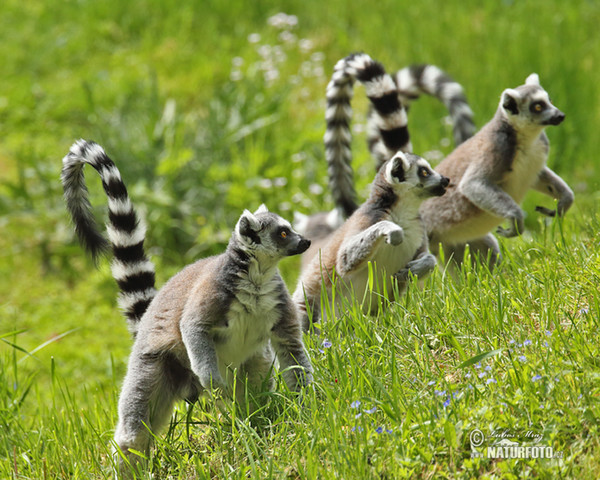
top-left (500, 74), bottom-right (565, 130)
top-left (383, 152), bottom-right (449, 198)
top-left (234, 204), bottom-right (311, 259)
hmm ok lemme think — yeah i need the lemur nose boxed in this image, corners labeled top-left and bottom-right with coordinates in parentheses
top-left (441, 176), bottom-right (450, 187)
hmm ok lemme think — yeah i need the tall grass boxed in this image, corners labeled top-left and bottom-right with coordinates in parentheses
top-left (1, 0), bottom-right (599, 478)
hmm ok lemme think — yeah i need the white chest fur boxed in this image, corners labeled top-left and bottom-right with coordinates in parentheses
top-left (502, 136), bottom-right (547, 203)
top-left (215, 263), bottom-right (281, 369)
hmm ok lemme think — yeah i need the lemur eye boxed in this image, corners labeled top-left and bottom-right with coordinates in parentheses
top-left (419, 167), bottom-right (430, 178)
top-left (280, 229), bottom-right (288, 239)
top-left (531, 102), bottom-right (546, 113)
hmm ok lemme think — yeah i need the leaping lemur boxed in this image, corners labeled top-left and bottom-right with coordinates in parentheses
top-left (62, 140), bottom-right (313, 470)
top-left (419, 73), bottom-right (574, 267)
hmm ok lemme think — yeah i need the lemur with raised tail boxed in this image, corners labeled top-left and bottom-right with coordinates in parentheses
top-left (295, 53), bottom-right (474, 255)
top-left (418, 73), bottom-right (574, 267)
top-left (293, 151), bottom-right (449, 331)
top-left (62, 140), bottom-right (313, 468)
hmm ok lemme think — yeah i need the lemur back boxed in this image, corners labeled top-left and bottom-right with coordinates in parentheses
top-left (62, 140), bottom-right (313, 472)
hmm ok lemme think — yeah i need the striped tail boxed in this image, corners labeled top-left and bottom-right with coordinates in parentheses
top-left (325, 52), bottom-right (411, 218)
top-left (368, 64), bottom-right (476, 170)
top-left (61, 140), bottom-right (157, 335)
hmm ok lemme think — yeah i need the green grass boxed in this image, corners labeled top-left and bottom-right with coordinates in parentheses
top-left (1, 0), bottom-right (600, 478)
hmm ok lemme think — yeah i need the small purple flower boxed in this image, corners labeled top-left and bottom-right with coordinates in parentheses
top-left (518, 355), bottom-right (527, 362)
top-left (427, 380), bottom-right (436, 386)
top-left (486, 378), bottom-right (497, 385)
top-left (484, 365), bottom-right (492, 372)
top-left (355, 413), bottom-right (362, 419)
top-left (545, 330), bottom-right (552, 337)
top-left (321, 339), bottom-right (332, 349)
top-left (478, 372), bottom-right (487, 379)
top-left (350, 400), bottom-right (361, 409)
top-left (365, 407), bottom-right (377, 414)
top-left (434, 390), bottom-right (446, 397)
top-left (474, 362), bottom-right (482, 369)
top-left (543, 341), bottom-right (549, 348)
top-left (580, 307), bottom-right (590, 316)
top-left (509, 339), bottom-right (516, 345)
top-left (351, 426), bottom-right (363, 433)
top-left (443, 397), bottom-right (451, 408)
top-left (465, 372), bottom-right (472, 378)
top-left (532, 374), bottom-right (542, 382)
top-left (523, 339), bottom-right (532, 346)
top-left (375, 426), bottom-right (383, 434)
top-left (452, 391), bottom-right (460, 399)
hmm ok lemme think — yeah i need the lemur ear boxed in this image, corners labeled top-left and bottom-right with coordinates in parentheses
top-left (236, 210), bottom-right (261, 244)
top-left (385, 152), bottom-right (410, 184)
top-left (501, 89), bottom-right (521, 115)
top-left (525, 73), bottom-right (540, 86)
top-left (254, 204), bottom-right (269, 215)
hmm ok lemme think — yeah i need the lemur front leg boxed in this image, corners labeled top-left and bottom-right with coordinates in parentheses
top-left (459, 175), bottom-right (524, 238)
top-left (336, 220), bottom-right (404, 276)
top-left (180, 313), bottom-right (231, 395)
top-left (533, 166), bottom-right (574, 217)
top-left (270, 299), bottom-right (313, 391)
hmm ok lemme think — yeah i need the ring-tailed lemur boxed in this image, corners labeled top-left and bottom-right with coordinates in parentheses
top-left (62, 140), bottom-right (313, 468)
top-left (367, 63), bottom-right (476, 171)
top-left (295, 53), bottom-right (474, 253)
top-left (293, 151), bottom-right (449, 331)
top-left (419, 73), bottom-right (574, 267)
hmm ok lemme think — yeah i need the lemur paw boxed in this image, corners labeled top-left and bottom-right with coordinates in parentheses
top-left (200, 373), bottom-right (230, 396)
top-left (384, 226), bottom-right (404, 245)
top-left (395, 254), bottom-right (437, 281)
top-left (496, 214), bottom-right (524, 238)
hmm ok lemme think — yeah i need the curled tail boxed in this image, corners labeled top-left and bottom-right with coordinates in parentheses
top-left (325, 52), bottom-right (411, 218)
top-left (61, 140), bottom-right (157, 334)
top-left (368, 64), bottom-right (476, 169)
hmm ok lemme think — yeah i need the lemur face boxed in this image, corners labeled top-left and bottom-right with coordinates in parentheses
top-left (384, 152), bottom-right (449, 198)
top-left (500, 74), bottom-right (565, 128)
top-left (236, 205), bottom-right (311, 258)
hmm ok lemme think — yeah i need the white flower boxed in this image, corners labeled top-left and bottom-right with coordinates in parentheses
top-left (248, 33), bottom-right (261, 43)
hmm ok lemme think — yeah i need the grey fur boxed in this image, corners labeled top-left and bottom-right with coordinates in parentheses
top-left (113, 207), bottom-right (313, 468)
top-left (421, 74), bottom-right (574, 267)
top-left (61, 142), bottom-right (312, 471)
top-left (294, 152), bottom-right (449, 331)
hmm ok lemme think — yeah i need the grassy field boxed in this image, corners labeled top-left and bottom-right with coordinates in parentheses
top-left (1, 0), bottom-right (599, 478)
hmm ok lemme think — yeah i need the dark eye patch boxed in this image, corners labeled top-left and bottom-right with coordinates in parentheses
top-left (418, 166), bottom-right (431, 178)
top-left (272, 227), bottom-right (291, 244)
top-left (530, 101), bottom-right (547, 113)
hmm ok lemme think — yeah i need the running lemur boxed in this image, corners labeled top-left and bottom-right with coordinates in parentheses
top-left (62, 140), bottom-right (313, 468)
top-left (418, 73), bottom-right (574, 266)
top-left (293, 151), bottom-right (449, 331)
